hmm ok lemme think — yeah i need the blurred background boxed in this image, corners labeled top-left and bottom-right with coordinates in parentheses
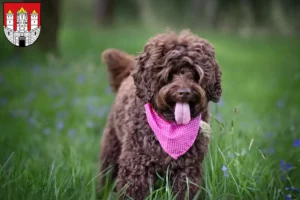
top-left (0, 0), bottom-right (300, 199)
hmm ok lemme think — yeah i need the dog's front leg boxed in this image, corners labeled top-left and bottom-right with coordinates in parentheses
top-left (117, 153), bottom-right (154, 200)
top-left (171, 165), bottom-right (202, 200)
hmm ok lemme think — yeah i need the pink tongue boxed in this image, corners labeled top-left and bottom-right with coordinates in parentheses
top-left (174, 102), bottom-right (191, 125)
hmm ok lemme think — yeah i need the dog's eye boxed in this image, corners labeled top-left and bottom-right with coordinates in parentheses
top-left (180, 69), bottom-right (185, 75)
top-left (194, 73), bottom-right (200, 82)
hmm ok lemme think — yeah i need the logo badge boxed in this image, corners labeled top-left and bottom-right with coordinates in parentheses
top-left (3, 2), bottom-right (41, 47)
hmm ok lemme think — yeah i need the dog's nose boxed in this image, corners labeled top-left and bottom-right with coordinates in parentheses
top-left (177, 88), bottom-right (191, 98)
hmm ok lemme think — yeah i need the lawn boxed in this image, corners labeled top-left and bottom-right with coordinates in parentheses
top-left (0, 26), bottom-right (300, 200)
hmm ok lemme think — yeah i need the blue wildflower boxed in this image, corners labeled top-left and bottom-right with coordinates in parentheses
top-left (86, 121), bottom-right (94, 128)
top-left (216, 113), bottom-right (223, 122)
top-left (276, 99), bottom-right (285, 109)
top-left (32, 65), bottom-right (41, 73)
top-left (77, 74), bottom-right (86, 85)
top-left (286, 163), bottom-right (291, 171)
top-left (56, 121), bottom-right (64, 130)
top-left (262, 149), bottom-right (268, 154)
top-left (97, 106), bottom-right (109, 118)
top-left (87, 103), bottom-right (94, 112)
top-left (285, 194), bottom-right (291, 200)
top-left (269, 147), bottom-right (275, 155)
top-left (293, 139), bottom-right (300, 148)
top-left (292, 186), bottom-right (300, 193)
top-left (280, 160), bottom-right (291, 172)
top-left (222, 165), bottom-right (229, 177)
top-left (68, 129), bottom-right (76, 137)
top-left (264, 132), bottom-right (273, 138)
top-left (217, 98), bottom-right (224, 107)
top-left (28, 117), bottom-right (36, 125)
top-left (262, 147), bottom-right (275, 155)
top-left (105, 86), bottom-right (112, 94)
top-left (43, 128), bottom-right (51, 135)
top-left (286, 186), bottom-right (300, 193)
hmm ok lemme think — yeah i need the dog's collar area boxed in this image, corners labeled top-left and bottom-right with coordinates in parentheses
top-left (144, 103), bottom-right (202, 159)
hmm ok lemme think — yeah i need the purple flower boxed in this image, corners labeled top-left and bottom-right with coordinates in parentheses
top-left (87, 103), bottom-right (94, 112)
top-left (293, 139), bottom-right (300, 148)
top-left (77, 74), bottom-right (86, 85)
top-left (292, 186), bottom-right (300, 193)
top-left (286, 163), bottom-right (291, 171)
top-left (68, 129), bottom-right (76, 137)
top-left (97, 106), bottom-right (109, 118)
top-left (285, 194), bottom-right (291, 200)
top-left (217, 98), bottom-right (224, 107)
top-left (264, 132), bottom-right (273, 138)
top-left (56, 121), bottom-right (64, 130)
top-left (269, 147), bottom-right (275, 155)
top-left (43, 128), bottom-right (51, 135)
top-left (86, 121), bottom-right (94, 128)
top-left (262, 147), bottom-right (275, 155)
top-left (276, 99), bottom-right (285, 109)
top-left (32, 65), bottom-right (41, 73)
top-left (105, 86), bottom-right (112, 94)
top-left (222, 165), bottom-right (229, 177)
top-left (286, 186), bottom-right (300, 193)
top-left (28, 117), bottom-right (36, 125)
top-left (280, 160), bottom-right (291, 172)
top-left (216, 113), bottom-right (223, 122)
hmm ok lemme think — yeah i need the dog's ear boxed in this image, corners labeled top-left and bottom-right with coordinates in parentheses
top-left (206, 60), bottom-right (222, 103)
top-left (131, 44), bottom-right (154, 103)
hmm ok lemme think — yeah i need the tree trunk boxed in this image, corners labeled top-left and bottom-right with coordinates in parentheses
top-left (270, 0), bottom-right (292, 35)
top-left (40, 0), bottom-right (60, 54)
top-left (96, 0), bottom-right (114, 26)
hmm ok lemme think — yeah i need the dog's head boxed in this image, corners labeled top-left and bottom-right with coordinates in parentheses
top-left (132, 30), bottom-right (222, 123)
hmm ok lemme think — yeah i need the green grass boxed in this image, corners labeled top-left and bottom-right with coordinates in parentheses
top-left (0, 26), bottom-right (300, 200)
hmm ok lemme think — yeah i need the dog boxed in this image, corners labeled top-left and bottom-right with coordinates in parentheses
top-left (99, 30), bottom-right (222, 200)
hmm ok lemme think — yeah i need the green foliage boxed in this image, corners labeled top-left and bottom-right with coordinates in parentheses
top-left (0, 26), bottom-right (300, 200)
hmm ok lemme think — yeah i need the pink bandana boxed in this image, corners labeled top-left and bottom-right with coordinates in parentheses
top-left (144, 103), bottom-right (201, 159)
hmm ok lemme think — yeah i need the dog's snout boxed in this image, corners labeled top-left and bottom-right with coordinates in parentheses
top-left (177, 88), bottom-right (191, 98)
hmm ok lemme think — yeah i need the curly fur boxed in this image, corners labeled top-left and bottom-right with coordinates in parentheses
top-left (99, 30), bottom-right (222, 200)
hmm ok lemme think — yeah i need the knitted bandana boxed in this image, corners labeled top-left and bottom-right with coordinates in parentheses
top-left (144, 103), bottom-right (201, 159)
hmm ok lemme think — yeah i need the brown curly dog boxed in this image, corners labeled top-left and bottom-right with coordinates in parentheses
top-left (99, 30), bottom-right (222, 200)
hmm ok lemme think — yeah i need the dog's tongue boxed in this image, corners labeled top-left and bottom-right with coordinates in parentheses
top-left (174, 102), bottom-right (191, 125)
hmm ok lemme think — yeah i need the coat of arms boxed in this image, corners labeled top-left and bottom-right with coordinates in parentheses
top-left (3, 2), bottom-right (41, 47)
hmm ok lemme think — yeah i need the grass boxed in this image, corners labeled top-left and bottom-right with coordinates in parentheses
top-left (0, 26), bottom-right (300, 200)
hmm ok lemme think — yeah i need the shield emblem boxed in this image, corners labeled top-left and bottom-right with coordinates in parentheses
top-left (3, 2), bottom-right (41, 47)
